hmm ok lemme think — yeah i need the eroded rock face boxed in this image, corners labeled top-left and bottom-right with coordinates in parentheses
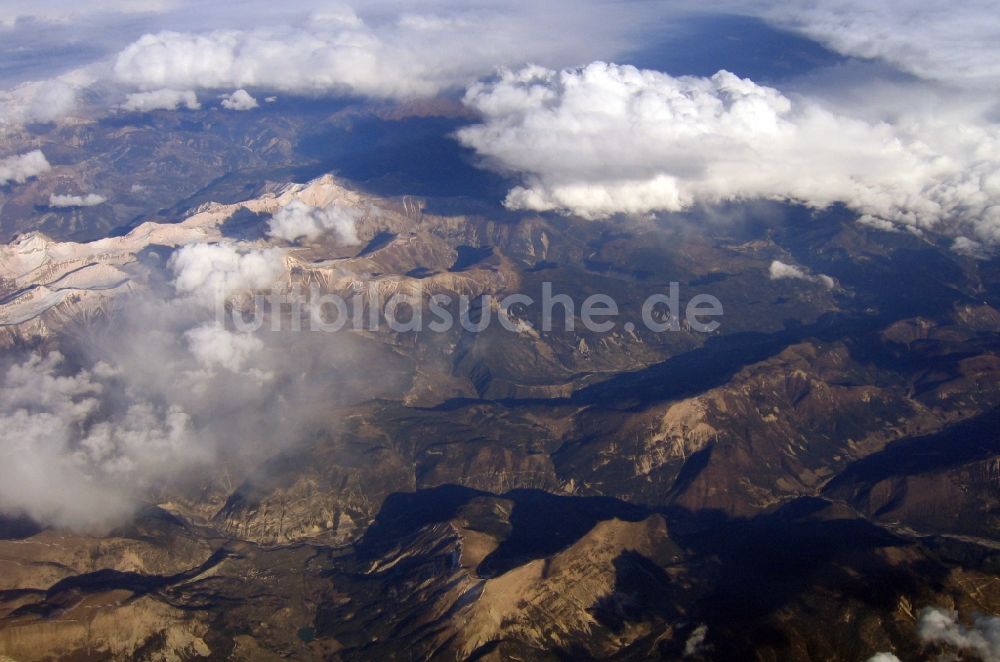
top-left (3, 487), bottom-right (1000, 661)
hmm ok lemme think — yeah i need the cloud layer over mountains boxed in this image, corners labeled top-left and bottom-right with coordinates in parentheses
top-left (0, 206), bottom-right (389, 530)
top-left (458, 62), bottom-right (1000, 242)
top-left (2, 1), bottom-right (1000, 529)
top-left (0, 352), bottom-right (206, 529)
top-left (108, 3), bottom-right (655, 100)
top-left (2, 1), bottom-right (999, 246)
top-left (0, 239), bottom-right (290, 529)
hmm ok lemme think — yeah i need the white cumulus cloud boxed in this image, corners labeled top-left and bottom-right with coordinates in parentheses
top-left (953, 236), bottom-right (990, 259)
top-left (0, 149), bottom-right (51, 185)
top-left (769, 261), bottom-right (810, 281)
top-left (108, 3), bottom-right (662, 100)
top-left (918, 607), bottom-right (1000, 662)
top-left (219, 88), bottom-right (258, 111)
top-left (267, 199), bottom-right (361, 244)
top-left (49, 193), bottom-right (107, 207)
top-left (458, 62), bottom-right (1000, 243)
top-left (683, 625), bottom-right (710, 657)
top-left (169, 242), bottom-right (286, 303)
top-left (122, 88), bottom-right (200, 112)
top-left (184, 322), bottom-right (264, 372)
top-left (1, 79), bottom-right (78, 124)
top-left (769, 260), bottom-right (834, 288)
top-left (0, 352), bottom-right (208, 530)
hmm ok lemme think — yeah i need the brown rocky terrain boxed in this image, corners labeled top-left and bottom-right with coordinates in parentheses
top-left (1, 136), bottom-right (1000, 660)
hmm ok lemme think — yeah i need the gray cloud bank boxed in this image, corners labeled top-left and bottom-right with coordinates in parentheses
top-left (2, 1), bottom-right (1000, 529)
top-left (0, 236), bottom-right (400, 531)
top-left (1, 2), bottom-right (998, 247)
top-left (751, 0), bottom-right (1000, 90)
